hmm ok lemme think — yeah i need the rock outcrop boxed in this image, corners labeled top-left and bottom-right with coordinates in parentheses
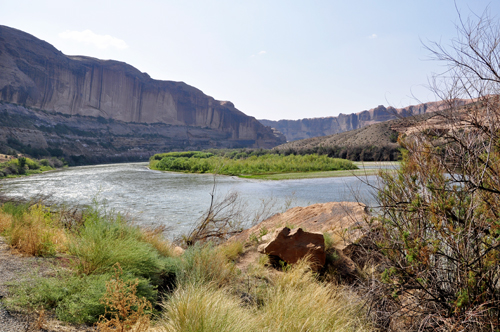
top-left (233, 201), bottom-right (368, 249)
top-left (258, 227), bottom-right (326, 270)
top-left (0, 25), bottom-right (285, 151)
top-left (260, 100), bottom-right (471, 142)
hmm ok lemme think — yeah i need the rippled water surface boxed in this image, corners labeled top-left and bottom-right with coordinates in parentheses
top-left (0, 163), bottom-right (383, 237)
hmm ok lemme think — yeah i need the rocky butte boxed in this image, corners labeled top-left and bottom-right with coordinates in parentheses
top-left (0, 25), bottom-right (284, 163)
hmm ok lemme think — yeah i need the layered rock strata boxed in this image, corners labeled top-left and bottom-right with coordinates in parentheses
top-left (0, 25), bottom-right (284, 151)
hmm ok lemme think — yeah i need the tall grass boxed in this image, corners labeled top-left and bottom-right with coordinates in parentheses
top-left (166, 243), bottom-right (238, 288)
top-left (162, 283), bottom-right (254, 332)
top-left (160, 260), bottom-right (374, 332)
top-left (258, 261), bottom-right (372, 332)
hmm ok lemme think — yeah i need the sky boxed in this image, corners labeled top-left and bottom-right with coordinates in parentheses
top-left (1, 0), bottom-right (499, 120)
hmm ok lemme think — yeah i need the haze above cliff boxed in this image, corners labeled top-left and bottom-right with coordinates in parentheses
top-left (0, 25), bottom-right (284, 150)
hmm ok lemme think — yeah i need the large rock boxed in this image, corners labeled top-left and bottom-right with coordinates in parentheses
top-left (232, 201), bottom-right (369, 250)
top-left (258, 227), bottom-right (326, 269)
top-left (0, 25), bottom-right (285, 149)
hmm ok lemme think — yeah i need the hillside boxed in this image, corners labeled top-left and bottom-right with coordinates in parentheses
top-left (260, 100), bottom-right (471, 142)
top-left (0, 25), bottom-right (285, 162)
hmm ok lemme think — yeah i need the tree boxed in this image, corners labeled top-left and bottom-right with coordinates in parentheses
top-left (373, 9), bottom-right (500, 331)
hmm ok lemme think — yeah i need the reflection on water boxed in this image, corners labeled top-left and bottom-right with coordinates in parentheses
top-left (0, 163), bottom-right (381, 238)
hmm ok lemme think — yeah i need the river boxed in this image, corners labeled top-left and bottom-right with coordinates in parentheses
top-left (0, 162), bottom-right (386, 238)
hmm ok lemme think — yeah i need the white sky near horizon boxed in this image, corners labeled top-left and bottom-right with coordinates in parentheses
top-left (1, 0), bottom-right (499, 120)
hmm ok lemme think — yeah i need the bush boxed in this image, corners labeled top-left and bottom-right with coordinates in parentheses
top-left (96, 264), bottom-right (152, 332)
top-left (5, 271), bottom-right (156, 325)
top-left (370, 10), bottom-right (500, 330)
top-left (68, 205), bottom-right (164, 277)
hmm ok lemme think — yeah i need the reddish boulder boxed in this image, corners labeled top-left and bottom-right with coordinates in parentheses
top-left (258, 227), bottom-right (326, 270)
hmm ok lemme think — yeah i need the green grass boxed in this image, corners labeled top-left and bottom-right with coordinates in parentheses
top-left (0, 200), bottom-right (170, 325)
top-left (5, 270), bottom-right (156, 324)
top-left (67, 203), bottom-right (165, 277)
top-left (240, 168), bottom-right (383, 180)
top-left (150, 151), bottom-right (358, 176)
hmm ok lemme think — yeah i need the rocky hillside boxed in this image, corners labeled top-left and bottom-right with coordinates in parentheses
top-left (260, 100), bottom-right (470, 142)
top-left (0, 25), bottom-right (284, 162)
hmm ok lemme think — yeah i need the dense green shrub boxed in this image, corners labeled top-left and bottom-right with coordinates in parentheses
top-left (68, 205), bottom-right (165, 277)
top-left (150, 152), bottom-right (357, 176)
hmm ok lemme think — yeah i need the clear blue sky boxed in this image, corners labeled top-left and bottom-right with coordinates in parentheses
top-left (1, 0), bottom-right (499, 120)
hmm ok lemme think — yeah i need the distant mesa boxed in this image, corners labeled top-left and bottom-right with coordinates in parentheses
top-left (0, 24), bottom-right (285, 162)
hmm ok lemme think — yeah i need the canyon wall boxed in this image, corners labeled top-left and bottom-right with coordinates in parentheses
top-left (0, 25), bottom-right (284, 152)
top-left (260, 101), bottom-right (469, 142)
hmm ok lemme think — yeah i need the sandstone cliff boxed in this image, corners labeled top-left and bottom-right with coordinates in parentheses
top-left (0, 102), bottom-right (263, 165)
top-left (260, 100), bottom-right (470, 142)
top-left (0, 25), bottom-right (284, 150)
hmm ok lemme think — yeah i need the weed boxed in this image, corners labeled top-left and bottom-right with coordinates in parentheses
top-left (3, 204), bottom-right (66, 256)
top-left (97, 264), bottom-right (152, 332)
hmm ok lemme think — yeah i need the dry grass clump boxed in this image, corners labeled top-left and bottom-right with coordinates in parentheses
top-left (1, 203), bottom-right (67, 256)
top-left (161, 283), bottom-right (254, 332)
top-left (257, 260), bottom-right (372, 332)
top-left (172, 243), bottom-right (238, 287)
top-left (218, 240), bottom-right (243, 261)
top-left (0, 211), bottom-right (13, 233)
top-left (159, 259), bottom-right (374, 332)
top-left (139, 225), bottom-right (175, 258)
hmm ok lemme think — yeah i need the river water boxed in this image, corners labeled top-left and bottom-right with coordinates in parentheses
top-left (0, 163), bottom-right (385, 238)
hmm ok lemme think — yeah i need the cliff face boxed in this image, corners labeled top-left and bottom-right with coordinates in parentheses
top-left (260, 101), bottom-right (470, 142)
top-left (0, 25), bottom-right (284, 149)
top-left (0, 102), bottom-right (265, 165)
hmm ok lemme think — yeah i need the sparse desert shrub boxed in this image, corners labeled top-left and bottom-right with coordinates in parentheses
top-left (97, 264), bottom-right (152, 332)
top-left (370, 10), bottom-right (500, 330)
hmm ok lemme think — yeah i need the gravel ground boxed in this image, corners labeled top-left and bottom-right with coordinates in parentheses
top-left (0, 237), bottom-right (95, 332)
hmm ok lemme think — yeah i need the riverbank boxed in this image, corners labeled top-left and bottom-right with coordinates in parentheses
top-left (0, 156), bottom-right (64, 179)
top-left (239, 161), bottom-right (399, 180)
top-left (0, 199), bottom-right (374, 331)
